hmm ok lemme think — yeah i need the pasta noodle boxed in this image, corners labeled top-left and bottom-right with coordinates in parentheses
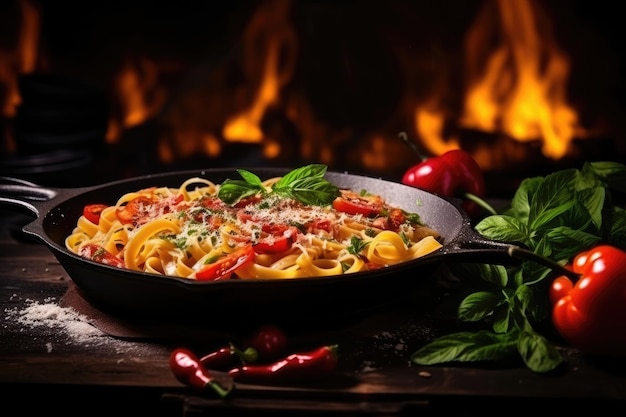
top-left (65, 166), bottom-right (443, 281)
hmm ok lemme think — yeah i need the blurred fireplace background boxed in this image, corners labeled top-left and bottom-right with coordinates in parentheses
top-left (1, 0), bottom-right (625, 196)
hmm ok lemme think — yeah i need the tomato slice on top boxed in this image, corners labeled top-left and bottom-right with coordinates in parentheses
top-left (332, 190), bottom-right (383, 217)
top-left (115, 195), bottom-right (155, 224)
top-left (196, 244), bottom-right (254, 281)
top-left (253, 225), bottom-right (299, 254)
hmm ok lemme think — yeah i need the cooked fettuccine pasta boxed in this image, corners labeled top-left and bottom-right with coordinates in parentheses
top-left (65, 165), bottom-right (443, 281)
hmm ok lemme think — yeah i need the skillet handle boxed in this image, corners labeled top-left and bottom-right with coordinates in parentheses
top-left (0, 176), bottom-right (57, 216)
top-left (450, 229), bottom-right (580, 281)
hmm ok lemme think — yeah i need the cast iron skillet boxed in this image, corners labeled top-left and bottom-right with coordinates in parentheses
top-left (0, 168), bottom-right (573, 326)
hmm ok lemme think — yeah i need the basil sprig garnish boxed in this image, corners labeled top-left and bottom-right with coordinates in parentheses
top-left (218, 164), bottom-right (340, 206)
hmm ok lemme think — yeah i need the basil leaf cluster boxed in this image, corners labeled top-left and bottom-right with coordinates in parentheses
top-left (411, 161), bottom-right (626, 373)
top-left (218, 164), bottom-right (340, 206)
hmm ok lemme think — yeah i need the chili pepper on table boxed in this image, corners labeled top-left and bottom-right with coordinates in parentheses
top-left (199, 325), bottom-right (287, 369)
top-left (228, 344), bottom-right (339, 384)
top-left (169, 347), bottom-right (232, 397)
top-left (399, 132), bottom-right (489, 219)
top-left (199, 343), bottom-right (258, 369)
top-left (550, 245), bottom-right (626, 357)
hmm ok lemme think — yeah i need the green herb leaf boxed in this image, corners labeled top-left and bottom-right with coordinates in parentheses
top-left (275, 176), bottom-right (340, 206)
top-left (458, 291), bottom-right (503, 322)
top-left (517, 329), bottom-right (563, 373)
top-left (475, 215), bottom-right (530, 246)
top-left (411, 331), bottom-right (518, 365)
top-left (236, 169), bottom-right (264, 187)
top-left (347, 236), bottom-right (368, 255)
top-left (527, 169), bottom-right (577, 230)
top-left (588, 161), bottom-right (626, 193)
top-left (218, 179), bottom-right (265, 204)
top-left (272, 165), bottom-right (339, 205)
top-left (273, 164), bottom-right (328, 189)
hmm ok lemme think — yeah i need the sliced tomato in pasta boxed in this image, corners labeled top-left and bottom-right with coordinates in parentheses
top-left (83, 204), bottom-right (108, 225)
top-left (116, 196), bottom-right (155, 224)
top-left (196, 245), bottom-right (255, 281)
top-left (332, 190), bottom-right (383, 217)
top-left (253, 225), bottom-right (299, 254)
top-left (78, 243), bottom-right (125, 268)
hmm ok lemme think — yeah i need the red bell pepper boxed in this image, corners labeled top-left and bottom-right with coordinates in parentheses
top-left (400, 145), bottom-right (486, 218)
top-left (550, 245), bottom-right (626, 356)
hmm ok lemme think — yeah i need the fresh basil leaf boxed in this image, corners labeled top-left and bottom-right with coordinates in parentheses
top-left (588, 161), bottom-right (626, 193)
top-left (513, 284), bottom-right (533, 313)
top-left (236, 169), bottom-right (264, 187)
top-left (609, 206), bottom-right (626, 248)
top-left (517, 329), bottom-right (563, 373)
top-left (571, 187), bottom-right (604, 231)
top-left (529, 201), bottom-right (575, 231)
top-left (542, 227), bottom-right (601, 261)
top-left (528, 169), bottom-right (577, 229)
top-left (475, 215), bottom-right (530, 245)
top-left (491, 307), bottom-right (511, 334)
top-left (458, 291), bottom-right (503, 322)
top-left (506, 176), bottom-right (543, 220)
top-left (218, 179), bottom-right (264, 204)
top-left (274, 176), bottom-right (340, 206)
top-left (411, 331), bottom-right (518, 365)
top-left (273, 164), bottom-right (327, 189)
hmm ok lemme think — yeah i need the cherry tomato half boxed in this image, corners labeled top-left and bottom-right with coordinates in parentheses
top-left (83, 204), bottom-right (108, 225)
top-left (332, 190), bottom-right (383, 217)
top-left (196, 245), bottom-right (255, 281)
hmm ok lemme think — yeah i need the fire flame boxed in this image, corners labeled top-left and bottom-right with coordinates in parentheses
top-left (0, 0), bottom-right (599, 174)
top-left (416, 0), bottom-right (585, 163)
top-left (222, 0), bottom-right (297, 151)
top-left (0, 0), bottom-right (40, 152)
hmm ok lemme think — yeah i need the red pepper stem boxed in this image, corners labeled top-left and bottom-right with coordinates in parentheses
top-left (462, 192), bottom-right (497, 216)
top-left (207, 379), bottom-right (232, 398)
top-left (398, 131), bottom-right (429, 161)
top-left (507, 246), bottom-right (581, 282)
top-left (231, 343), bottom-right (259, 363)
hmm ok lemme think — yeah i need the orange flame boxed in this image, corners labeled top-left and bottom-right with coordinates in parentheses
top-left (0, 0), bottom-right (40, 119)
top-left (222, 0), bottom-right (297, 151)
top-left (106, 57), bottom-right (167, 144)
top-left (416, 0), bottom-right (585, 161)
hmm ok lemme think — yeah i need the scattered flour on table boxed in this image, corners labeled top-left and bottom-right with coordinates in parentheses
top-left (5, 297), bottom-right (104, 345)
top-left (4, 296), bottom-right (176, 359)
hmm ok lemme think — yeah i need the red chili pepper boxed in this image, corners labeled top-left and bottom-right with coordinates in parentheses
top-left (401, 147), bottom-right (486, 218)
top-left (199, 343), bottom-right (258, 369)
top-left (169, 348), bottom-right (232, 397)
top-left (550, 245), bottom-right (626, 356)
top-left (245, 324), bottom-right (288, 363)
top-left (228, 344), bottom-right (338, 384)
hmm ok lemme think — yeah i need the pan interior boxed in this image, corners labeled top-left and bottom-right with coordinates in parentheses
top-left (40, 168), bottom-right (466, 256)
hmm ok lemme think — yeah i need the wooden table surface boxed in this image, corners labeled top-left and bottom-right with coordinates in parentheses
top-left (1, 208), bottom-right (625, 416)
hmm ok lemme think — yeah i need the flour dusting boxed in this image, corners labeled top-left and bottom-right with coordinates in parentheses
top-left (4, 296), bottom-right (105, 347)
